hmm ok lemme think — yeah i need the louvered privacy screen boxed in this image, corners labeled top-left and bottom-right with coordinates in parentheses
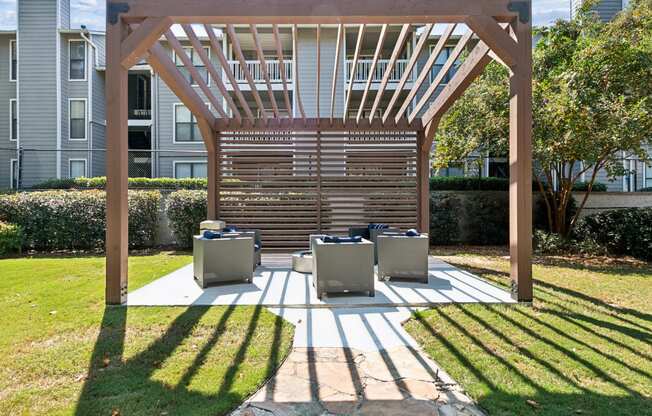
top-left (216, 131), bottom-right (418, 251)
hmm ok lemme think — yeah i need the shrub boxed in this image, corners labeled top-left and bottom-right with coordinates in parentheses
top-left (0, 190), bottom-right (160, 251)
top-left (465, 192), bottom-right (509, 245)
top-left (0, 221), bottom-right (22, 255)
top-left (31, 176), bottom-right (209, 190)
top-left (533, 230), bottom-right (607, 256)
top-left (429, 193), bottom-right (461, 244)
top-left (574, 208), bottom-right (652, 260)
top-left (572, 181), bottom-right (607, 192)
top-left (639, 187), bottom-right (652, 192)
top-left (429, 176), bottom-right (510, 191)
top-left (166, 190), bottom-right (207, 247)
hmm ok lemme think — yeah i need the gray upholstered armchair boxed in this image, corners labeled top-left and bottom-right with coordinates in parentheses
top-left (312, 236), bottom-right (375, 299)
top-left (193, 234), bottom-right (255, 288)
top-left (376, 232), bottom-right (429, 283)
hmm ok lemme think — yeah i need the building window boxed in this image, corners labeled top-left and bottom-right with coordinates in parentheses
top-left (174, 104), bottom-right (201, 142)
top-left (69, 99), bottom-right (87, 140)
top-left (10, 159), bottom-right (18, 189)
top-left (10, 99), bottom-right (17, 141)
top-left (69, 159), bottom-right (87, 178)
top-left (623, 158), bottom-right (637, 192)
top-left (174, 162), bottom-right (207, 178)
top-left (69, 40), bottom-right (86, 80)
top-left (10, 40), bottom-right (16, 81)
top-left (429, 46), bottom-right (458, 84)
top-left (174, 47), bottom-right (209, 85)
top-left (646, 162), bottom-right (652, 189)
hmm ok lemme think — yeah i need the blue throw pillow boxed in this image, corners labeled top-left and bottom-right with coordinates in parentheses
top-left (203, 230), bottom-right (223, 239)
top-left (368, 223), bottom-right (389, 230)
top-left (222, 226), bottom-right (238, 232)
top-left (405, 229), bottom-right (420, 237)
top-left (254, 244), bottom-right (261, 251)
top-left (322, 235), bottom-right (337, 243)
top-left (338, 236), bottom-right (362, 243)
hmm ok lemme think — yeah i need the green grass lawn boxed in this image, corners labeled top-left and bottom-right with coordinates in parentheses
top-left (405, 248), bottom-right (652, 416)
top-left (0, 252), bottom-right (294, 415)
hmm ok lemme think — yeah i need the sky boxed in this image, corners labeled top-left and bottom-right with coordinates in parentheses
top-left (0, 0), bottom-right (571, 31)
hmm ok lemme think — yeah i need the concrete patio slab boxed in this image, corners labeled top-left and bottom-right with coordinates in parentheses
top-left (127, 255), bottom-right (514, 308)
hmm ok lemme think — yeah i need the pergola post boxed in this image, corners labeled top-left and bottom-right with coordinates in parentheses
top-left (508, 13), bottom-right (533, 302)
top-left (106, 18), bottom-right (130, 305)
top-left (416, 130), bottom-right (430, 233)
top-left (198, 119), bottom-right (217, 219)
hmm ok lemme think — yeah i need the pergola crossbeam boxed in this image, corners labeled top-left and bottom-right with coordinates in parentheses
top-left (182, 24), bottom-right (242, 124)
top-left (382, 23), bottom-right (433, 125)
top-left (146, 43), bottom-right (216, 130)
top-left (204, 23), bottom-right (255, 122)
top-left (356, 24), bottom-right (388, 123)
top-left (164, 29), bottom-right (227, 119)
top-left (408, 29), bottom-right (473, 123)
top-left (227, 24), bottom-right (267, 121)
top-left (272, 24), bottom-right (293, 118)
top-left (330, 24), bottom-right (344, 124)
top-left (250, 24), bottom-right (280, 117)
top-left (465, 16), bottom-right (518, 67)
top-left (292, 24), bottom-right (306, 120)
top-left (343, 24), bottom-right (366, 123)
top-left (368, 23), bottom-right (411, 124)
top-left (394, 23), bottom-right (456, 122)
top-left (121, 17), bottom-right (172, 69)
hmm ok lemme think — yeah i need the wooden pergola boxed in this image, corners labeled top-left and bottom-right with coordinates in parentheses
top-left (106, 0), bottom-right (533, 304)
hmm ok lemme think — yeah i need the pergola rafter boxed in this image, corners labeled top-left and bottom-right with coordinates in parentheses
top-left (106, 0), bottom-right (533, 305)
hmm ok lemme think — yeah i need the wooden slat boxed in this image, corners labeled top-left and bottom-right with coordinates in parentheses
top-left (382, 23), bottom-right (433, 124)
top-left (343, 24), bottom-right (366, 122)
top-left (368, 24), bottom-right (411, 123)
top-left (272, 24), bottom-right (293, 117)
top-left (203, 23), bottom-right (254, 122)
top-left (316, 24), bottom-right (321, 119)
top-left (183, 24), bottom-right (242, 124)
top-left (214, 116), bottom-right (421, 131)
top-left (226, 24), bottom-right (267, 121)
top-left (393, 23), bottom-right (456, 121)
top-left (356, 24), bottom-right (388, 124)
top-left (465, 16), bottom-right (517, 67)
top-left (408, 29), bottom-right (474, 123)
top-left (292, 24), bottom-right (306, 120)
top-left (330, 24), bottom-right (344, 124)
top-left (164, 29), bottom-right (227, 118)
top-left (250, 24), bottom-right (280, 117)
top-left (121, 17), bottom-right (172, 69)
top-left (146, 43), bottom-right (216, 128)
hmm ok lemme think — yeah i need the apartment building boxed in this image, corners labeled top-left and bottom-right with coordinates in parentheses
top-left (1, 0), bottom-right (649, 191)
top-left (571, 0), bottom-right (629, 21)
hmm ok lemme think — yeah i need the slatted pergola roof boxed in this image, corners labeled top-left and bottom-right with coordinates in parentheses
top-left (105, 0), bottom-right (533, 305)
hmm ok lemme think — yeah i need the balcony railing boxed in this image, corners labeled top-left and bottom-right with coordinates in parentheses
top-left (129, 108), bottom-right (152, 119)
top-left (345, 59), bottom-right (409, 84)
top-left (227, 60), bottom-right (293, 84)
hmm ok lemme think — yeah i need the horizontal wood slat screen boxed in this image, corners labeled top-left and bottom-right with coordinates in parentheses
top-left (216, 130), bottom-right (418, 251)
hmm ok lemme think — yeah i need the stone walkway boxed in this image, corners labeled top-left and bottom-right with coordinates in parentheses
top-left (231, 347), bottom-right (486, 416)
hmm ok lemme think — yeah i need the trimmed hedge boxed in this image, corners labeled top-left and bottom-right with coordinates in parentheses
top-left (0, 190), bottom-right (160, 250)
top-left (165, 190), bottom-right (207, 248)
top-left (575, 208), bottom-right (652, 260)
top-left (0, 221), bottom-right (22, 255)
top-left (31, 176), bottom-right (209, 190)
top-left (429, 176), bottom-right (607, 192)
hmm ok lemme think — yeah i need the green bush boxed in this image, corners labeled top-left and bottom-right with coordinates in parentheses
top-left (429, 193), bottom-right (461, 244)
top-left (574, 208), bottom-right (652, 260)
top-left (0, 190), bottom-right (159, 251)
top-left (429, 176), bottom-right (510, 191)
top-left (31, 176), bottom-right (209, 190)
top-left (572, 181), bottom-right (607, 192)
top-left (639, 187), bottom-right (652, 192)
top-left (165, 190), bottom-right (207, 248)
top-left (0, 221), bottom-right (22, 255)
top-left (465, 193), bottom-right (509, 245)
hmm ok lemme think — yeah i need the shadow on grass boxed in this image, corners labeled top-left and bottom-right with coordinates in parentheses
top-left (411, 306), bottom-right (652, 416)
top-left (75, 304), bottom-right (287, 415)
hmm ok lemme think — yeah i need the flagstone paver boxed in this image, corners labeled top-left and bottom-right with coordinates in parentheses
top-left (230, 347), bottom-right (486, 416)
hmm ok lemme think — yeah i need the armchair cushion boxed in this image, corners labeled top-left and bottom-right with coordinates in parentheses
top-left (202, 230), bottom-right (223, 239)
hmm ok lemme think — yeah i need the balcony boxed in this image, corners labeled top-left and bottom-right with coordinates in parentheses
top-left (227, 60), bottom-right (293, 85)
top-left (345, 59), bottom-right (410, 84)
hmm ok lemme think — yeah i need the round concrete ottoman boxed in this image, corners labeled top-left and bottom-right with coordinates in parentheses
top-left (292, 250), bottom-right (313, 273)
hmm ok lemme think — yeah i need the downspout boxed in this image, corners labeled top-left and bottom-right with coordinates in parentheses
top-left (80, 28), bottom-right (98, 176)
top-left (55, 9), bottom-right (61, 178)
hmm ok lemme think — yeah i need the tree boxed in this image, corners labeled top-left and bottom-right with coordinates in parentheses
top-left (432, 0), bottom-right (652, 236)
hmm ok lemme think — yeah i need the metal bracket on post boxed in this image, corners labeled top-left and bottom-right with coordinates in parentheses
top-left (507, 1), bottom-right (530, 24)
top-left (107, 2), bottom-right (130, 25)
